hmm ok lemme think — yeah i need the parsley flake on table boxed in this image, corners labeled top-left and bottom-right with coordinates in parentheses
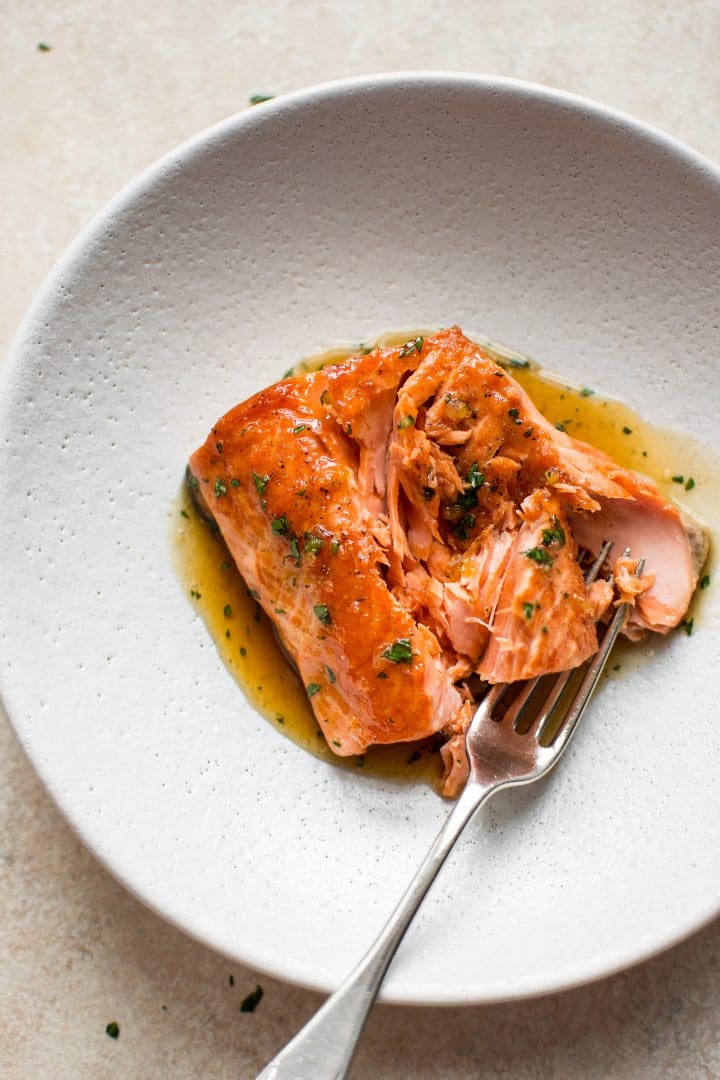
top-left (105, 1021), bottom-right (119, 1039)
top-left (240, 985), bottom-right (264, 1012)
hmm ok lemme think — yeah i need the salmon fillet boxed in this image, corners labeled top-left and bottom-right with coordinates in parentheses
top-left (188, 327), bottom-right (707, 791)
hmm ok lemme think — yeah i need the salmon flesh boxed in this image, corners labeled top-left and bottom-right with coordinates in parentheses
top-left (188, 328), bottom-right (707, 793)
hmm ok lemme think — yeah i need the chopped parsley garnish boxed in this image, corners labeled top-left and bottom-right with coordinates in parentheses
top-left (187, 473), bottom-right (199, 489)
top-left (376, 671), bottom-right (388, 679)
top-left (306, 682), bottom-right (322, 697)
top-left (523, 547), bottom-right (554, 567)
top-left (239, 647), bottom-right (247, 656)
top-left (240, 985), bottom-right (264, 1012)
top-left (700, 574), bottom-right (711, 589)
top-left (293, 424), bottom-right (308, 434)
top-left (331, 540), bottom-right (340, 555)
top-left (397, 415), bottom-right (415, 429)
top-left (231, 478), bottom-right (241, 487)
top-left (523, 427), bottom-right (535, 439)
top-left (422, 486), bottom-right (435, 500)
top-left (382, 638), bottom-right (413, 664)
top-left (214, 478), bottom-right (227, 497)
top-left (332, 739), bottom-right (341, 748)
top-left (37, 42), bottom-right (51, 51)
top-left (579, 387), bottom-right (595, 397)
top-left (622, 426), bottom-right (633, 435)
top-left (249, 588), bottom-right (260, 599)
top-left (252, 471), bottom-right (269, 496)
top-left (304, 535), bottom-right (323, 555)
top-left (444, 394), bottom-right (472, 418)
top-left (274, 607), bottom-right (285, 614)
top-left (455, 489), bottom-right (478, 509)
top-left (221, 562), bottom-right (231, 572)
top-left (275, 713), bottom-right (285, 724)
top-left (289, 537), bottom-right (300, 559)
top-left (249, 93), bottom-right (274, 104)
top-left (216, 441), bottom-right (223, 453)
top-left (681, 618), bottom-right (694, 636)
top-left (541, 518), bottom-right (566, 549)
top-left (672, 475), bottom-right (684, 484)
top-left (399, 337), bottom-right (424, 357)
top-left (326, 665), bottom-right (336, 684)
top-left (106, 1022), bottom-right (119, 1039)
top-left (180, 508), bottom-right (190, 519)
top-left (190, 588), bottom-right (202, 599)
top-left (271, 515), bottom-right (289, 534)
top-left (223, 604), bottom-right (233, 617)
top-left (508, 357), bottom-right (530, 369)
top-left (541, 625), bottom-right (548, 635)
top-left (685, 477), bottom-right (695, 491)
top-left (508, 407), bottom-right (520, 420)
top-left (313, 604), bottom-right (332, 626)
top-left (454, 513), bottom-right (475, 540)
top-left (225, 629), bottom-right (231, 639)
top-left (523, 602), bottom-right (534, 619)
top-left (555, 422), bottom-right (566, 432)
top-left (466, 462), bottom-right (485, 489)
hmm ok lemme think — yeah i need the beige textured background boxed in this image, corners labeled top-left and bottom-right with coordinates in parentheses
top-left (3, 2), bottom-right (720, 1077)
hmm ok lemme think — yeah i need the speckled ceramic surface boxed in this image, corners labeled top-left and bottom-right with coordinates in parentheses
top-left (1, 73), bottom-right (719, 1005)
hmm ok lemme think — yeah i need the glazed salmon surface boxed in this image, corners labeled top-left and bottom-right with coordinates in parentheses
top-left (188, 328), bottom-right (705, 792)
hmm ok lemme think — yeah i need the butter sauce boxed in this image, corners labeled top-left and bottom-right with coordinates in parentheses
top-left (173, 330), bottom-right (715, 783)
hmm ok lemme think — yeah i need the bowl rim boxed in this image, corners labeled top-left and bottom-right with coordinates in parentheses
top-left (2, 71), bottom-right (720, 1006)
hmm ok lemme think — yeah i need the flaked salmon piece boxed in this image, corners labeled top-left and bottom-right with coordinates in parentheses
top-left (189, 326), bottom-right (708, 792)
top-left (477, 491), bottom-right (597, 683)
top-left (188, 371), bottom-right (464, 758)
top-left (613, 555), bottom-right (657, 607)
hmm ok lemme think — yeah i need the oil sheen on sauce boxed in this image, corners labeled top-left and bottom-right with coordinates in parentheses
top-left (173, 330), bottom-right (715, 787)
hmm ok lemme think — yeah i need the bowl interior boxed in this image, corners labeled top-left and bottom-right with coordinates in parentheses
top-left (1, 73), bottom-right (719, 1003)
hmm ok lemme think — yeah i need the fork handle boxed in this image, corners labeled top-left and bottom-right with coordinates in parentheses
top-left (255, 778), bottom-right (494, 1080)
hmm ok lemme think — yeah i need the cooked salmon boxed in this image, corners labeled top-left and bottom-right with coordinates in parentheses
top-left (188, 327), bottom-right (708, 793)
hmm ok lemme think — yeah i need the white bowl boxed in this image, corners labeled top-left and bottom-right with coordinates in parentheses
top-left (1, 73), bottom-right (719, 1004)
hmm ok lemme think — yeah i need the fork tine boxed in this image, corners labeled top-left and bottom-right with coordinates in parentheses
top-left (539, 556), bottom-right (645, 749)
top-left (508, 539), bottom-right (614, 732)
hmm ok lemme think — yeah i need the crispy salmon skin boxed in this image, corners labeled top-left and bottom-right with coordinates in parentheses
top-left (188, 328), bottom-right (707, 793)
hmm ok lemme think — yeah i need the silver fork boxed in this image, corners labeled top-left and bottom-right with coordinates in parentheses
top-left (257, 541), bottom-right (637, 1080)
